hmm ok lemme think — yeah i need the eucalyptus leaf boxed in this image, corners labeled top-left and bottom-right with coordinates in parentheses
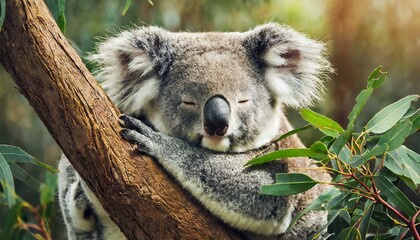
top-left (401, 108), bottom-right (419, 120)
top-left (325, 191), bottom-right (353, 210)
top-left (287, 187), bottom-right (340, 230)
top-left (371, 208), bottom-right (395, 227)
top-left (359, 200), bottom-right (374, 238)
top-left (300, 108), bottom-right (344, 137)
top-left (329, 209), bottom-right (351, 235)
top-left (260, 173), bottom-right (319, 196)
top-left (331, 130), bottom-right (351, 155)
top-left (275, 124), bottom-right (313, 142)
top-left (40, 172), bottom-right (58, 205)
top-left (347, 87), bottom-right (374, 130)
top-left (335, 227), bottom-right (362, 240)
top-left (377, 121), bottom-right (412, 151)
top-left (122, 0), bottom-right (132, 15)
top-left (0, 145), bottom-right (58, 172)
top-left (0, 192), bottom-right (5, 204)
top-left (366, 95), bottom-right (418, 133)
top-left (310, 141), bottom-right (328, 153)
top-left (408, 109), bottom-right (420, 135)
top-left (338, 146), bottom-right (352, 163)
top-left (319, 135), bottom-right (335, 148)
top-left (58, 0), bottom-right (66, 33)
top-left (367, 66), bottom-right (387, 90)
top-left (245, 148), bottom-right (327, 167)
top-left (349, 144), bottom-right (388, 168)
top-left (0, 153), bottom-right (16, 206)
top-left (385, 146), bottom-right (420, 185)
top-left (372, 176), bottom-right (416, 216)
top-left (0, 203), bottom-right (21, 239)
top-left (9, 162), bottom-right (41, 191)
top-left (314, 209), bottom-right (349, 239)
top-left (405, 146), bottom-right (420, 163)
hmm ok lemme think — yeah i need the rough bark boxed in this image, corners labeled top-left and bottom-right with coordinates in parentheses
top-left (0, 0), bottom-right (242, 239)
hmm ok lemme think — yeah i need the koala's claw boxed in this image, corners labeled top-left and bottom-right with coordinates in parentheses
top-left (120, 128), bottom-right (154, 154)
top-left (120, 115), bottom-right (141, 131)
top-left (120, 115), bottom-right (156, 137)
top-left (120, 129), bottom-right (139, 144)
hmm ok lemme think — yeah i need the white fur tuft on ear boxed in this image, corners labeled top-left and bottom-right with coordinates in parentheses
top-left (254, 24), bottom-right (332, 108)
top-left (89, 29), bottom-right (161, 115)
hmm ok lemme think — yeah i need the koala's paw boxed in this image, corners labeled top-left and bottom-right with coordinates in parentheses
top-left (120, 115), bottom-right (160, 155)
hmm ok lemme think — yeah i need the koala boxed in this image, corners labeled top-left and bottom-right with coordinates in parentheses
top-left (58, 23), bottom-right (332, 240)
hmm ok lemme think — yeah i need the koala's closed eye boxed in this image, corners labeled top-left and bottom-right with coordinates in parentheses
top-left (237, 99), bottom-right (249, 104)
top-left (181, 96), bottom-right (197, 107)
top-left (182, 101), bottom-right (196, 106)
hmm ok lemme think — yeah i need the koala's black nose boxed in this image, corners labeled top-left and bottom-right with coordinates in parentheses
top-left (204, 96), bottom-right (230, 136)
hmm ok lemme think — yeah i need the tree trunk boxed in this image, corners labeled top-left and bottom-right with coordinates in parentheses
top-left (0, 0), bottom-right (242, 239)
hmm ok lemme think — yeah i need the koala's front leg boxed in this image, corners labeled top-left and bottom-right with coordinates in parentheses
top-left (120, 115), bottom-right (295, 236)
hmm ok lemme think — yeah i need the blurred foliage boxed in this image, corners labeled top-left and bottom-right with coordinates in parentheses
top-left (0, 0), bottom-right (419, 238)
top-left (0, 145), bottom-right (58, 239)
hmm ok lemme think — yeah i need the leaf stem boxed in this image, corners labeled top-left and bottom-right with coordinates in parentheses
top-left (351, 173), bottom-right (371, 192)
top-left (329, 182), bottom-right (375, 201)
top-left (370, 178), bottom-right (419, 239)
top-left (409, 209), bottom-right (420, 240)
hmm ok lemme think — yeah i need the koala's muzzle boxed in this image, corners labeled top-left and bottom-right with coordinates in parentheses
top-left (204, 96), bottom-right (230, 136)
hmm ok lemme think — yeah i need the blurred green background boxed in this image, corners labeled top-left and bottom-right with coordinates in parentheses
top-left (0, 0), bottom-right (419, 238)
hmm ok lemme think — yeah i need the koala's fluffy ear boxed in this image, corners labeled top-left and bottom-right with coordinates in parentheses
top-left (244, 23), bottom-right (332, 108)
top-left (89, 27), bottom-right (174, 115)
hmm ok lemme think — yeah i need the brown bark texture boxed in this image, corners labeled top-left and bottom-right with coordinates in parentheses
top-left (0, 0), bottom-right (242, 239)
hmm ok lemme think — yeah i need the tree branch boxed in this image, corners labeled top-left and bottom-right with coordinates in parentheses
top-left (0, 0), bottom-right (242, 239)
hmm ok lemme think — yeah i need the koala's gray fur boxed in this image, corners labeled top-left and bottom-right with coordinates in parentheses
top-left (58, 23), bottom-right (332, 240)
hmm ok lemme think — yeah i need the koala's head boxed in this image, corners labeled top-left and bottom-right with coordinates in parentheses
top-left (91, 23), bottom-right (331, 152)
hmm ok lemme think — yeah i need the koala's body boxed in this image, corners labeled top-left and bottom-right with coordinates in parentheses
top-left (58, 23), bottom-right (332, 240)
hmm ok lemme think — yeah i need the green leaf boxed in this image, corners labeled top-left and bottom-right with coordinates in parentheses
top-left (401, 108), bottom-right (419, 120)
top-left (310, 141), bottom-right (328, 154)
top-left (260, 173), bottom-right (319, 196)
top-left (287, 188), bottom-right (340, 230)
top-left (9, 162), bottom-right (41, 191)
top-left (57, 0), bottom-right (66, 33)
top-left (338, 146), bottom-right (352, 163)
top-left (40, 172), bottom-right (58, 205)
top-left (312, 208), bottom-right (349, 239)
top-left (0, 192), bottom-right (5, 204)
top-left (359, 200), bottom-right (375, 238)
top-left (0, 153), bottom-right (16, 206)
top-left (121, 0), bottom-right (132, 15)
top-left (0, 0), bottom-right (5, 31)
top-left (331, 130), bottom-right (351, 155)
top-left (329, 209), bottom-right (351, 235)
top-left (377, 121), bottom-right (412, 151)
top-left (0, 145), bottom-right (58, 172)
top-left (245, 148), bottom-right (327, 167)
top-left (0, 203), bottom-right (21, 239)
top-left (407, 109), bottom-right (420, 135)
top-left (300, 108), bottom-right (344, 137)
top-left (275, 124), bottom-right (313, 142)
top-left (347, 87), bottom-right (374, 129)
top-left (385, 146), bottom-right (420, 185)
top-left (336, 227), bottom-right (362, 240)
top-left (349, 144), bottom-right (388, 168)
top-left (366, 95), bottom-right (419, 133)
top-left (325, 191), bottom-right (353, 210)
top-left (405, 146), bottom-right (420, 163)
top-left (372, 176), bottom-right (416, 216)
top-left (371, 206), bottom-right (396, 227)
top-left (319, 135), bottom-right (335, 148)
top-left (367, 66), bottom-right (387, 90)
